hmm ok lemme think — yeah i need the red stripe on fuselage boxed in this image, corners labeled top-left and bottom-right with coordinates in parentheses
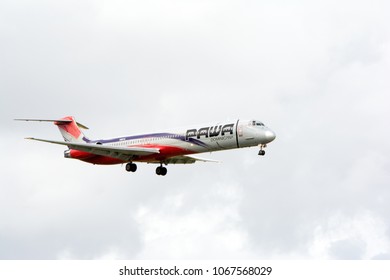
top-left (67, 145), bottom-right (193, 165)
top-left (137, 145), bottom-right (193, 162)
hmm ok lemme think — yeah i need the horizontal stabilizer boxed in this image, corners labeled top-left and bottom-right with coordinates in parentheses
top-left (15, 118), bottom-right (89, 130)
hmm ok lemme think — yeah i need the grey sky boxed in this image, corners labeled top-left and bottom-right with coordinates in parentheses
top-left (1, 0), bottom-right (389, 259)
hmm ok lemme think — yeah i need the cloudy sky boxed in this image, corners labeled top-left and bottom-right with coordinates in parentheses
top-left (1, 0), bottom-right (389, 260)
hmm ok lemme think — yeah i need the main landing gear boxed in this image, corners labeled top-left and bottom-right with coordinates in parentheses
top-left (258, 144), bottom-right (266, 156)
top-left (156, 165), bottom-right (167, 176)
top-left (125, 162), bottom-right (137, 172)
top-left (125, 162), bottom-right (168, 176)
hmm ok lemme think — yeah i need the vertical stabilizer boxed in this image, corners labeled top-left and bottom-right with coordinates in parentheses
top-left (55, 116), bottom-right (90, 143)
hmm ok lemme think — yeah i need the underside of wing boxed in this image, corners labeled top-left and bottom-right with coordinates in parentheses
top-left (161, 154), bottom-right (221, 164)
top-left (26, 137), bottom-right (159, 161)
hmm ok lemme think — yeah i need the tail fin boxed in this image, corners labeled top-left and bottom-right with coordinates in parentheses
top-left (15, 116), bottom-right (90, 143)
top-left (55, 116), bottom-right (90, 143)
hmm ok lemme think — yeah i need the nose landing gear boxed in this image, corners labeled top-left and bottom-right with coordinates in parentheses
top-left (258, 144), bottom-right (267, 156)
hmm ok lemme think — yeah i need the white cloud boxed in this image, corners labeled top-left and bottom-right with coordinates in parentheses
top-left (309, 211), bottom-right (390, 259)
top-left (134, 182), bottom-right (255, 259)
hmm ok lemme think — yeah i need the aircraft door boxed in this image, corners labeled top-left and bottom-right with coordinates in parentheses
top-left (237, 122), bottom-right (244, 137)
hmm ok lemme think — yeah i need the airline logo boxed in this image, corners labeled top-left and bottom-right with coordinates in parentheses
top-left (185, 123), bottom-right (235, 141)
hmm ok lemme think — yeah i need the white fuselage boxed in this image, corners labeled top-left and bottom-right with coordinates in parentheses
top-left (91, 119), bottom-right (276, 159)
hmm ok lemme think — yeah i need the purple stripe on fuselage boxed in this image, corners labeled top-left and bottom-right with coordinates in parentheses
top-left (89, 133), bottom-right (209, 148)
top-left (186, 137), bottom-right (209, 148)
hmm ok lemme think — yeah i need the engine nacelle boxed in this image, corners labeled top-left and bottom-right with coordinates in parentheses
top-left (64, 149), bottom-right (95, 160)
top-left (64, 150), bottom-right (71, 158)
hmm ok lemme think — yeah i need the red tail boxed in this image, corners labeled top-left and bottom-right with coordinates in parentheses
top-left (55, 116), bottom-right (90, 143)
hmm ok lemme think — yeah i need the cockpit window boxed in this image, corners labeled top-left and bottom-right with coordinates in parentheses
top-left (251, 120), bottom-right (265, 126)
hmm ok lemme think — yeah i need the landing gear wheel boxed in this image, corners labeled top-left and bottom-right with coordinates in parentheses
top-left (161, 167), bottom-right (167, 176)
top-left (125, 163), bottom-right (137, 172)
top-left (156, 166), bottom-right (167, 176)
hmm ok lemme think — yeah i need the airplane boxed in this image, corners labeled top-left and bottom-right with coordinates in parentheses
top-left (16, 116), bottom-right (276, 176)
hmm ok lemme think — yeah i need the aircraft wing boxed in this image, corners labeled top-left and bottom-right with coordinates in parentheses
top-left (163, 155), bottom-right (220, 164)
top-left (26, 137), bottom-right (159, 161)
